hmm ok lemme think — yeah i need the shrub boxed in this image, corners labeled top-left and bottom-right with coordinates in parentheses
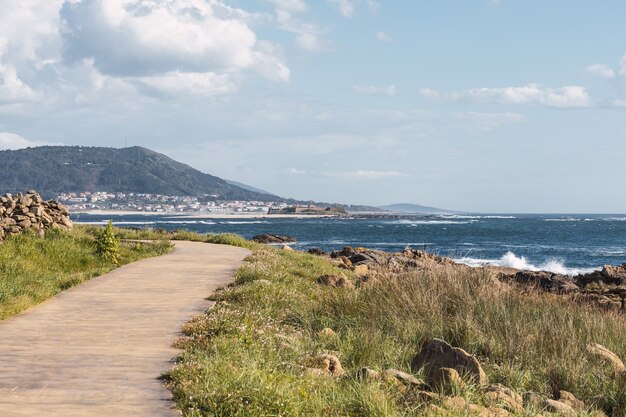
top-left (95, 220), bottom-right (120, 265)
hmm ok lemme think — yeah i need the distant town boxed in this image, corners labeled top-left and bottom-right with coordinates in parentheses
top-left (57, 191), bottom-right (289, 214)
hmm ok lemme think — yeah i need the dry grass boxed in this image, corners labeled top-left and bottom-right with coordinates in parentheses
top-left (166, 245), bottom-right (626, 416)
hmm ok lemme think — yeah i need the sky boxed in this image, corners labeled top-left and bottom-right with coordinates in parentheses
top-left (1, 0), bottom-right (626, 213)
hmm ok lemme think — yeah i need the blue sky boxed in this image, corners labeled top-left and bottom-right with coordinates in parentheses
top-left (1, 0), bottom-right (625, 212)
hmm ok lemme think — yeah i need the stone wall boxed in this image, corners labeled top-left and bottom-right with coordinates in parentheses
top-left (0, 190), bottom-right (73, 242)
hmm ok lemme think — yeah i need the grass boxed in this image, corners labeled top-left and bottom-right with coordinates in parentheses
top-left (165, 244), bottom-right (626, 416)
top-left (0, 225), bottom-right (171, 319)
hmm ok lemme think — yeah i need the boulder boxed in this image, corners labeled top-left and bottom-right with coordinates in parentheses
top-left (381, 369), bottom-right (424, 387)
top-left (251, 234), bottom-right (296, 244)
top-left (586, 342), bottom-right (626, 374)
top-left (355, 367), bottom-right (380, 381)
top-left (508, 271), bottom-right (579, 293)
top-left (317, 274), bottom-right (354, 289)
top-left (411, 338), bottom-right (488, 387)
top-left (307, 248), bottom-right (327, 256)
top-left (558, 390), bottom-right (585, 411)
top-left (543, 399), bottom-right (576, 416)
top-left (484, 384), bottom-right (524, 414)
top-left (307, 354), bottom-right (345, 377)
top-left (430, 367), bottom-right (463, 392)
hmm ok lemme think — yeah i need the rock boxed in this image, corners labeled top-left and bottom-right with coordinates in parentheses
top-left (430, 367), bottom-right (463, 392)
top-left (307, 248), bottom-right (327, 256)
top-left (523, 392), bottom-right (545, 411)
top-left (251, 234), bottom-right (296, 244)
top-left (543, 399), bottom-right (576, 416)
top-left (282, 245), bottom-right (294, 251)
top-left (354, 264), bottom-right (369, 276)
top-left (355, 367), bottom-right (380, 381)
top-left (442, 396), bottom-right (466, 411)
top-left (382, 369), bottom-right (424, 387)
top-left (318, 327), bottom-right (337, 337)
top-left (308, 354), bottom-right (345, 377)
top-left (558, 390), bottom-right (585, 411)
top-left (411, 338), bottom-right (488, 387)
top-left (508, 270), bottom-right (579, 293)
top-left (587, 343), bottom-right (626, 374)
top-left (484, 384), bottom-right (524, 414)
top-left (317, 274), bottom-right (354, 289)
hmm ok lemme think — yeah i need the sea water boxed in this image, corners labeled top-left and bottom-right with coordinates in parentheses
top-left (72, 213), bottom-right (626, 275)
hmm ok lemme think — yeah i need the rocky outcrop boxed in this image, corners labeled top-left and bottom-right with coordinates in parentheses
top-left (0, 191), bottom-right (72, 242)
top-left (251, 234), bottom-right (296, 244)
top-left (411, 338), bottom-right (488, 388)
top-left (329, 246), bottom-right (455, 272)
top-left (499, 267), bottom-right (626, 313)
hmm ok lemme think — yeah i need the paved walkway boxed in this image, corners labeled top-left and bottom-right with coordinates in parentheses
top-left (0, 241), bottom-right (250, 417)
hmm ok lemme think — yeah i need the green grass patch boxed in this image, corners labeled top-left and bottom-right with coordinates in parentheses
top-left (0, 225), bottom-right (171, 319)
top-left (166, 245), bottom-right (626, 416)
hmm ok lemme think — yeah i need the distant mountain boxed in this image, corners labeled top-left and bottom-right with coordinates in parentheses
top-left (0, 146), bottom-right (277, 201)
top-left (225, 179), bottom-right (277, 197)
top-left (379, 203), bottom-right (453, 214)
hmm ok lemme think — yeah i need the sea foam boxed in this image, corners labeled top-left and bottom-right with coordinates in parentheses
top-left (455, 251), bottom-right (596, 276)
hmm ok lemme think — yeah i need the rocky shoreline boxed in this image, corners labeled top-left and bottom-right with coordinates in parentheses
top-left (300, 244), bottom-right (626, 314)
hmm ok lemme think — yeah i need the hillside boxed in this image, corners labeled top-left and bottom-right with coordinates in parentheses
top-left (0, 146), bottom-right (277, 201)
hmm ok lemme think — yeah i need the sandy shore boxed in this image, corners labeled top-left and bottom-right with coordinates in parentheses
top-left (72, 209), bottom-right (337, 219)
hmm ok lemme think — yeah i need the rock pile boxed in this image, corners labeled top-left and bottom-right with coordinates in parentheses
top-left (0, 190), bottom-right (73, 242)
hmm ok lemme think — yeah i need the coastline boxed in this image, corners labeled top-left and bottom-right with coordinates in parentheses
top-left (72, 209), bottom-right (337, 219)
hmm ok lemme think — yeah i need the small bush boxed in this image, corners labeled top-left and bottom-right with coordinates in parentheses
top-left (95, 220), bottom-right (120, 265)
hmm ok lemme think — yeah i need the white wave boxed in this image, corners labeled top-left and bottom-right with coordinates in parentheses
top-left (604, 217), bottom-right (626, 221)
top-left (390, 219), bottom-right (476, 226)
top-left (221, 221), bottom-right (269, 224)
top-left (543, 218), bottom-right (580, 222)
top-left (455, 251), bottom-right (597, 276)
top-left (163, 220), bottom-right (216, 225)
top-left (441, 215), bottom-right (516, 220)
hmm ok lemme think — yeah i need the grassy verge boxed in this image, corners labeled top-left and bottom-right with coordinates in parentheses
top-left (165, 243), bottom-right (626, 416)
top-left (0, 225), bottom-right (171, 319)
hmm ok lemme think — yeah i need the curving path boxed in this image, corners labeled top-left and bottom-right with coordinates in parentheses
top-left (0, 241), bottom-right (250, 417)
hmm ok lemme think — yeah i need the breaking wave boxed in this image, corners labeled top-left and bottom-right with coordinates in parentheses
top-left (455, 251), bottom-right (597, 276)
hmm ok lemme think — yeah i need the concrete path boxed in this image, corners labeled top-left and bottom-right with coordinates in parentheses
top-left (0, 241), bottom-right (250, 417)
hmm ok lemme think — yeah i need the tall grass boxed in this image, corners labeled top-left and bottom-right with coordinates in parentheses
top-left (167, 247), bottom-right (626, 416)
top-left (0, 226), bottom-right (171, 319)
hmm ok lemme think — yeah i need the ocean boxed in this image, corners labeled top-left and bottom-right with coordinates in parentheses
top-left (72, 213), bottom-right (626, 275)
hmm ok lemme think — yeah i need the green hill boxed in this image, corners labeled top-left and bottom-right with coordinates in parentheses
top-left (0, 146), bottom-right (277, 201)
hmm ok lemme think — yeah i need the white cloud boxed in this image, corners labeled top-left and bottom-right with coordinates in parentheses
top-left (274, 9), bottom-right (328, 52)
top-left (0, 132), bottom-right (58, 150)
top-left (328, 0), bottom-right (356, 17)
top-left (352, 84), bottom-right (396, 96)
top-left (586, 64), bottom-right (616, 79)
top-left (0, 63), bottom-right (38, 103)
top-left (418, 88), bottom-right (440, 99)
top-left (265, 0), bottom-right (308, 14)
top-left (376, 31), bottom-right (392, 43)
top-left (614, 99), bottom-right (626, 108)
top-left (60, 1), bottom-right (289, 84)
top-left (421, 84), bottom-right (592, 108)
top-left (286, 167), bottom-right (308, 175)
